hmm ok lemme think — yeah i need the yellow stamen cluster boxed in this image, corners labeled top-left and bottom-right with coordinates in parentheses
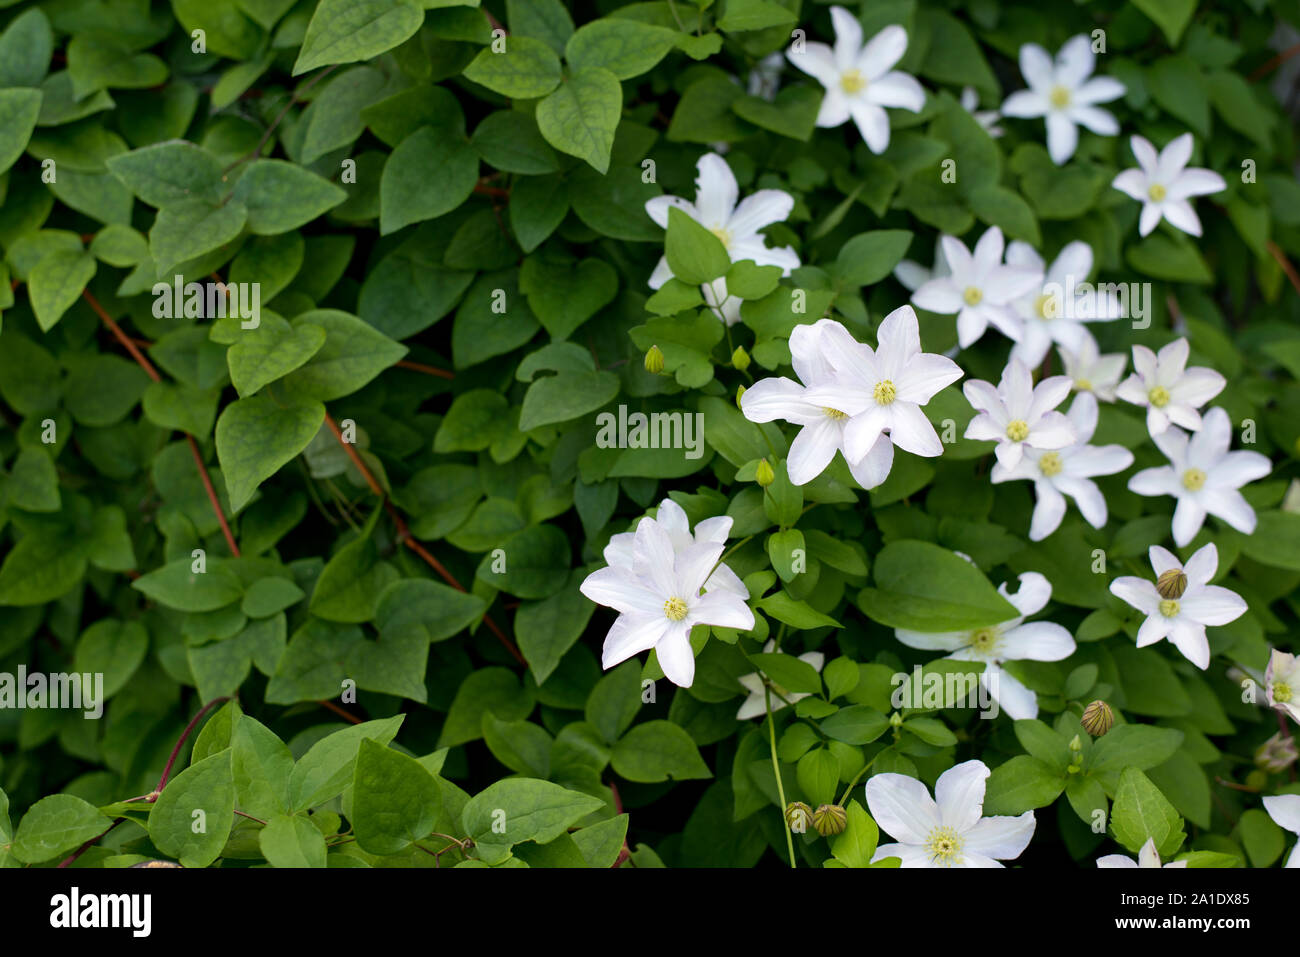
top-left (925, 826), bottom-right (964, 866)
top-left (873, 380), bottom-right (897, 405)
top-left (963, 286), bottom-right (983, 306)
top-left (1039, 452), bottom-right (1063, 477)
top-left (840, 70), bottom-right (866, 94)
top-left (823, 407), bottom-right (848, 420)
top-left (1158, 599), bottom-right (1180, 618)
top-left (663, 597), bottom-right (688, 621)
top-left (1006, 420), bottom-right (1030, 442)
top-left (1182, 468), bottom-right (1206, 491)
top-left (1049, 85), bottom-right (1071, 109)
top-left (1148, 183), bottom-right (1167, 202)
top-left (1148, 385), bottom-right (1170, 408)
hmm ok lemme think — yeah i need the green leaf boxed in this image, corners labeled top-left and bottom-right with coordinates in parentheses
top-left (797, 747), bottom-right (839, 806)
top-left (717, 0), bottom-right (798, 32)
top-left (215, 394), bottom-right (326, 513)
top-left (133, 558), bottom-right (244, 611)
top-left (1237, 808), bottom-right (1284, 868)
top-left (228, 319), bottom-right (327, 397)
top-left (831, 799), bottom-right (879, 867)
top-left (462, 778), bottom-right (604, 860)
top-left (260, 814), bottom-right (327, 867)
top-left (294, 0), bottom-right (425, 75)
top-left (665, 206), bottom-right (730, 284)
top-left (375, 578), bottom-right (486, 643)
top-left (0, 89), bottom-right (43, 175)
top-left (820, 705), bottom-right (889, 745)
top-left (232, 715), bottom-right (294, 818)
top-left (611, 720), bottom-right (712, 782)
top-left (856, 540), bottom-right (1019, 631)
top-left (1087, 724), bottom-right (1184, 773)
top-left (835, 230), bottom-right (913, 287)
top-left (751, 652), bottom-right (822, 695)
top-left (231, 159), bottom-right (347, 234)
top-left (380, 126), bottom-right (479, 234)
top-left (150, 200), bottom-right (248, 275)
top-left (148, 749), bottom-right (236, 868)
top-left (1131, 0), bottom-right (1197, 46)
top-left (1110, 767), bottom-right (1185, 859)
top-left (287, 715), bottom-right (405, 811)
top-left (12, 794), bottom-right (112, 863)
top-left (280, 310), bottom-right (407, 401)
top-left (564, 19), bottom-right (677, 80)
top-left (105, 140), bottom-right (225, 207)
top-left (536, 67), bottom-right (622, 174)
top-left (352, 738), bottom-right (443, 855)
top-left (981, 755), bottom-right (1066, 815)
top-left (74, 619), bottom-right (148, 698)
top-left (28, 249), bottom-right (96, 332)
top-left (464, 36), bottom-right (562, 98)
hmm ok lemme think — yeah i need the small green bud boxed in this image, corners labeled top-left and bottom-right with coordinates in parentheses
top-left (785, 801), bottom-right (814, 834)
top-left (732, 345), bottom-right (750, 371)
top-left (755, 458), bottom-right (775, 488)
top-left (889, 711), bottom-right (903, 728)
top-left (644, 344), bottom-right (665, 375)
top-left (736, 384), bottom-right (746, 409)
top-left (813, 804), bottom-right (847, 837)
top-left (1081, 699), bottom-right (1115, 736)
top-left (1069, 733), bottom-right (1082, 752)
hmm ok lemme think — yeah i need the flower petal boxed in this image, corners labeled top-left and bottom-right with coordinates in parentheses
top-left (962, 811), bottom-right (1035, 862)
top-left (865, 772), bottom-right (941, 844)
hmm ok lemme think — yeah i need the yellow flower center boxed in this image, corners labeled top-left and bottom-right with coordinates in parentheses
top-left (1148, 183), bottom-right (1167, 202)
top-left (1148, 385), bottom-right (1170, 408)
top-left (1275, 682), bottom-right (1293, 704)
top-left (1182, 468), bottom-right (1206, 491)
top-left (663, 597), bottom-right (688, 621)
top-left (1006, 419), bottom-right (1029, 442)
top-left (1159, 599), bottom-right (1180, 618)
top-left (823, 407), bottom-right (848, 420)
top-left (1075, 378), bottom-right (1092, 392)
top-left (710, 226), bottom-right (732, 248)
top-left (873, 380), bottom-right (897, 405)
top-left (1039, 451), bottom-right (1063, 477)
top-left (1035, 292), bottom-right (1061, 320)
top-left (970, 627), bottom-right (999, 655)
top-left (840, 69), bottom-right (866, 94)
top-left (963, 286), bottom-right (983, 306)
top-left (1049, 85), bottom-right (1071, 109)
top-left (925, 825), bottom-right (965, 866)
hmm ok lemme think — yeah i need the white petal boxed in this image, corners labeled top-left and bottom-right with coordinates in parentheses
top-left (849, 99), bottom-right (891, 153)
top-left (655, 624), bottom-right (697, 687)
top-left (962, 811), bottom-right (1035, 862)
top-left (1156, 132), bottom-right (1194, 181)
top-left (1179, 585), bottom-right (1246, 626)
top-left (727, 189), bottom-right (795, 237)
top-left (1110, 577), bottom-right (1160, 616)
top-left (1172, 497), bottom-right (1207, 547)
top-left (1182, 542), bottom-right (1218, 586)
top-left (1162, 199), bottom-right (1202, 237)
top-left (866, 71), bottom-right (925, 111)
top-left (1111, 168), bottom-right (1149, 202)
top-left (581, 566), bottom-right (664, 616)
top-left (786, 417), bottom-right (842, 486)
top-left (786, 42), bottom-right (839, 88)
top-left (935, 760), bottom-right (990, 832)
top-left (1045, 113), bottom-right (1079, 165)
top-left (690, 589), bottom-right (756, 631)
top-left (1029, 483), bottom-right (1067, 541)
top-left (740, 376), bottom-right (822, 425)
top-left (693, 153), bottom-right (738, 227)
top-left (985, 666), bottom-right (1038, 719)
top-left (1002, 571), bottom-right (1052, 617)
top-left (858, 23), bottom-right (908, 78)
top-left (601, 613), bottom-right (671, 669)
top-left (1166, 618), bottom-right (1210, 669)
top-left (999, 621), bottom-right (1075, 661)
top-left (829, 4), bottom-right (864, 70)
top-left (1054, 35), bottom-right (1095, 88)
top-left (845, 432), bottom-right (895, 489)
top-left (865, 772), bottom-right (942, 844)
top-left (1018, 43), bottom-right (1053, 89)
top-left (1001, 89), bottom-right (1047, 118)
top-left (1168, 168), bottom-right (1225, 200)
top-left (1263, 794), bottom-right (1300, 835)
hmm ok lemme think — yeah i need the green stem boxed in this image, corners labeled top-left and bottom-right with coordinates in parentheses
top-left (766, 685), bottom-right (797, 868)
top-left (837, 747), bottom-right (890, 806)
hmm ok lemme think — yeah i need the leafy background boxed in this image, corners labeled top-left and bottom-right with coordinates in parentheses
top-left (0, 0), bottom-right (1299, 868)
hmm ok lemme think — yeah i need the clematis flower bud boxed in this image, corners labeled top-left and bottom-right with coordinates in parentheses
top-left (732, 345), bottom-right (750, 371)
top-left (785, 802), bottom-right (813, 834)
top-left (1255, 732), bottom-right (1299, 774)
top-left (755, 458), bottom-right (775, 488)
top-left (735, 384), bottom-right (746, 409)
top-left (1156, 568), bottom-right (1187, 599)
top-left (813, 803), bottom-right (847, 837)
top-left (1081, 699), bottom-right (1115, 736)
top-left (644, 344), bottom-right (665, 374)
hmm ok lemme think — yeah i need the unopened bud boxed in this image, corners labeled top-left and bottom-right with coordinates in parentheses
top-left (813, 803), bottom-right (847, 837)
top-left (736, 384), bottom-right (746, 409)
top-left (755, 458), bottom-right (775, 487)
top-left (1069, 734), bottom-right (1082, 752)
top-left (889, 711), bottom-right (903, 728)
top-left (1156, 568), bottom-right (1187, 599)
top-left (1081, 699), bottom-right (1115, 736)
top-left (1255, 731), bottom-right (1299, 774)
top-left (785, 801), bottom-right (813, 834)
top-left (732, 345), bottom-right (750, 371)
top-left (644, 344), bottom-right (665, 374)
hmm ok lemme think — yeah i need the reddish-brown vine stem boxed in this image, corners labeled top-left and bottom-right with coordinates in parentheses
top-left (81, 290), bottom-right (241, 557)
top-left (322, 413), bottom-right (526, 666)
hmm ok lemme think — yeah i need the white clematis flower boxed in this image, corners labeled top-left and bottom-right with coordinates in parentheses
top-left (961, 86), bottom-right (1003, 137)
top-left (1007, 240), bottom-right (1121, 368)
top-left (1115, 338), bottom-right (1225, 436)
top-left (1265, 649), bottom-right (1300, 724)
top-left (1263, 795), bottom-right (1300, 868)
top-left (992, 392), bottom-right (1134, 541)
top-left (1112, 133), bottom-right (1226, 237)
top-left (786, 6), bottom-right (926, 154)
top-left (580, 518), bottom-right (754, 688)
top-left (912, 226), bottom-right (1042, 349)
top-left (1058, 330), bottom-right (1127, 403)
top-left (963, 357), bottom-right (1076, 470)
top-left (1001, 35), bottom-right (1125, 165)
top-left (866, 759), bottom-right (1036, 867)
top-left (741, 309), bottom-right (961, 489)
top-left (1109, 542), bottom-right (1247, 670)
top-left (603, 498), bottom-right (747, 598)
top-left (645, 152), bottom-right (800, 326)
top-left (1127, 407), bottom-right (1271, 546)
top-left (1096, 837), bottom-right (1187, 868)
top-left (736, 640), bottom-right (826, 720)
top-left (895, 571), bottom-right (1075, 719)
